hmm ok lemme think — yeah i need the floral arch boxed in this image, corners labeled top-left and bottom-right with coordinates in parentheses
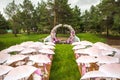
top-left (44, 24), bottom-right (80, 44)
top-left (50, 24), bottom-right (78, 44)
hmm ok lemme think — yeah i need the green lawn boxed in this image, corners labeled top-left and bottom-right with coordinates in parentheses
top-left (0, 33), bottom-right (48, 50)
top-left (49, 44), bottom-right (80, 80)
top-left (0, 33), bottom-right (106, 51)
top-left (0, 33), bottom-right (106, 80)
top-left (76, 33), bottom-right (106, 43)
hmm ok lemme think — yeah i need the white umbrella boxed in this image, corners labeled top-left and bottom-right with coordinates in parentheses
top-left (20, 48), bottom-right (36, 54)
top-left (0, 49), bottom-right (9, 54)
top-left (81, 71), bottom-right (108, 80)
top-left (114, 48), bottom-right (120, 54)
top-left (80, 41), bottom-right (93, 46)
top-left (114, 49), bottom-right (120, 58)
top-left (34, 42), bottom-right (44, 46)
top-left (20, 41), bottom-right (34, 48)
top-left (6, 55), bottom-right (27, 65)
top-left (6, 45), bottom-right (24, 53)
top-left (29, 54), bottom-right (51, 76)
top-left (114, 52), bottom-right (120, 59)
top-left (99, 63), bottom-right (120, 78)
top-left (76, 56), bottom-right (97, 63)
top-left (74, 49), bottom-right (88, 55)
top-left (29, 55), bottom-right (50, 79)
top-left (85, 46), bottom-right (102, 56)
top-left (94, 42), bottom-right (115, 51)
top-left (4, 65), bottom-right (37, 80)
top-left (74, 49), bottom-right (88, 59)
top-left (101, 50), bottom-right (115, 56)
top-left (42, 45), bottom-right (55, 50)
top-left (29, 54), bottom-right (51, 64)
top-left (39, 49), bottom-right (55, 54)
top-left (72, 42), bottom-right (81, 46)
top-left (45, 42), bottom-right (55, 46)
top-left (0, 53), bottom-right (10, 64)
top-left (28, 42), bottom-right (44, 50)
top-left (0, 65), bottom-right (13, 76)
top-left (73, 45), bottom-right (86, 50)
top-left (97, 56), bottom-right (119, 64)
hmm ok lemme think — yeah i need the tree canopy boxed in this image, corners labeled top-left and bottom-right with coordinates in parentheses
top-left (0, 12), bottom-right (8, 34)
top-left (1, 0), bottom-right (120, 36)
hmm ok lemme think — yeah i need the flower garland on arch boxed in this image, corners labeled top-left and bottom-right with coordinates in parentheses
top-left (50, 24), bottom-right (75, 44)
top-left (66, 30), bottom-right (75, 43)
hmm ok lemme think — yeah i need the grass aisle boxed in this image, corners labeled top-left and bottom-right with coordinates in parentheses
top-left (49, 44), bottom-right (80, 80)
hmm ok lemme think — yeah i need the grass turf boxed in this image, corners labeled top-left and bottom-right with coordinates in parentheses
top-left (76, 33), bottom-right (106, 43)
top-left (0, 33), bottom-right (106, 80)
top-left (0, 33), bottom-right (48, 50)
top-left (0, 33), bottom-right (106, 50)
top-left (49, 44), bottom-right (80, 80)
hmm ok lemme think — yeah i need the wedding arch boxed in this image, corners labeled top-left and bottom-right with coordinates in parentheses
top-left (44, 24), bottom-right (80, 44)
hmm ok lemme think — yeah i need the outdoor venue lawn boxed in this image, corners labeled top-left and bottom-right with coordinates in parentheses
top-left (49, 44), bottom-right (80, 80)
top-left (76, 33), bottom-right (106, 43)
top-left (0, 33), bottom-right (48, 50)
top-left (0, 33), bottom-right (106, 80)
top-left (0, 33), bottom-right (106, 51)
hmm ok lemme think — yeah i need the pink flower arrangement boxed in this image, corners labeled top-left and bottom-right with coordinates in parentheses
top-left (50, 24), bottom-right (75, 44)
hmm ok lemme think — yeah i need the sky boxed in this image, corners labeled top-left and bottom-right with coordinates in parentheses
top-left (0, 0), bottom-right (101, 17)
top-left (68, 0), bottom-right (100, 11)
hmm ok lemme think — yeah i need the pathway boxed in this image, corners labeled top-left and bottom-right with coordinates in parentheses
top-left (49, 44), bottom-right (80, 80)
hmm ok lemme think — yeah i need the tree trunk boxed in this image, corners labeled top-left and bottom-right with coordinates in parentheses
top-left (14, 33), bottom-right (17, 37)
top-left (27, 28), bottom-right (30, 35)
top-left (13, 27), bottom-right (17, 37)
top-left (54, 0), bottom-right (57, 27)
top-left (106, 26), bottom-right (109, 37)
top-left (54, 10), bottom-right (57, 27)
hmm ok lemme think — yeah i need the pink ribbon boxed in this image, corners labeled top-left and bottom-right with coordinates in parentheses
top-left (75, 54), bottom-right (80, 59)
top-left (34, 69), bottom-right (42, 76)
top-left (82, 63), bottom-right (86, 76)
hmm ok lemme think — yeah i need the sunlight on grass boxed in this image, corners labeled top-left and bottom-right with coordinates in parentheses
top-left (49, 44), bottom-right (80, 80)
top-left (76, 33), bottom-right (106, 43)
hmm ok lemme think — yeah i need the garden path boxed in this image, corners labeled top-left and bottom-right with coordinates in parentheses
top-left (49, 44), bottom-right (80, 80)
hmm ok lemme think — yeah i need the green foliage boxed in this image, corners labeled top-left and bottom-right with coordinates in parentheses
top-left (9, 52), bottom-right (18, 55)
top-left (4, 0), bottom-right (18, 19)
top-left (89, 6), bottom-right (103, 33)
top-left (47, 0), bottom-right (82, 33)
top-left (79, 0), bottom-right (120, 36)
top-left (47, 0), bottom-right (74, 25)
top-left (0, 12), bottom-right (9, 31)
top-left (56, 34), bottom-right (70, 38)
top-left (71, 6), bottom-right (81, 33)
top-left (3, 0), bottom-right (120, 35)
top-left (20, 0), bottom-right (34, 35)
top-left (0, 29), bottom-right (7, 34)
top-left (4, 0), bottom-right (19, 37)
top-left (97, 0), bottom-right (120, 36)
top-left (50, 44), bottom-right (80, 80)
top-left (112, 14), bottom-right (120, 35)
top-left (35, 1), bottom-right (51, 33)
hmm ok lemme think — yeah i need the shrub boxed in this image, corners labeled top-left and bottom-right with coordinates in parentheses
top-left (0, 29), bottom-right (7, 34)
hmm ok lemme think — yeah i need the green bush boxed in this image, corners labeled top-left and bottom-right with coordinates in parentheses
top-left (0, 29), bottom-right (7, 34)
